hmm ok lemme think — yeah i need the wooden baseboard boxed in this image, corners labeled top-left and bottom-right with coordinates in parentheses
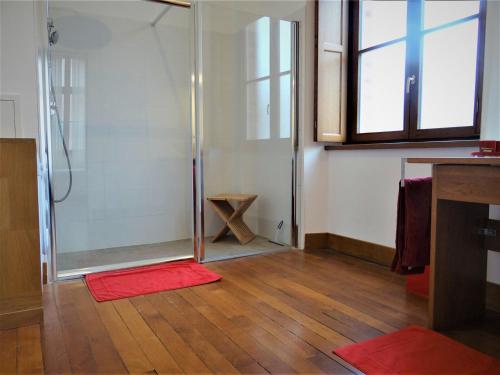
top-left (327, 234), bottom-right (395, 267)
top-left (304, 233), bottom-right (329, 250)
top-left (304, 232), bottom-right (500, 313)
top-left (304, 232), bottom-right (395, 267)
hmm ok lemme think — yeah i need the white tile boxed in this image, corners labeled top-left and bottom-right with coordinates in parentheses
top-left (56, 220), bottom-right (89, 253)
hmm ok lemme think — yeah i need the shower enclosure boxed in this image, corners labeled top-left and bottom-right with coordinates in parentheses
top-left (41, 0), bottom-right (299, 279)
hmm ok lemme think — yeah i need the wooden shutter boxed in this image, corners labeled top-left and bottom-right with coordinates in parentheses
top-left (314, 0), bottom-right (348, 142)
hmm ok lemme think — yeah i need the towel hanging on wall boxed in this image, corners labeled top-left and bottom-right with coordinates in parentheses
top-left (391, 177), bottom-right (432, 275)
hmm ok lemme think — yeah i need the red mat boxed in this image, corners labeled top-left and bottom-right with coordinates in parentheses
top-left (406, 265), bottom-right (430, 298)
top-left (85, 259), bottom-right (222, 302)
top-left (334, 326), bottom-right (500, 375)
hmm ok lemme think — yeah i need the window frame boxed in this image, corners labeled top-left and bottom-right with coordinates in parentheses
top-left (346, 0), bottom-right (487, 144)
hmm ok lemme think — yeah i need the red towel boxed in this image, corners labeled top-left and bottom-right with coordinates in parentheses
top-left (85, 260), bottom-right (222, 302)
top-left (392, 177), bottom-right (432, 275)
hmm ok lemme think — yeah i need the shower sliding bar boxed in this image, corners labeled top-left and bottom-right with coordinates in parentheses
top-left (401, 158), bottom-right (407, 187)
top-left (151, 5), bottom-right (172, 27)
top-left (146, 0), bottom-right (191, 8)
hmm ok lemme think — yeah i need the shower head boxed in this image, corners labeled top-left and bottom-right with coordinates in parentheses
top-left (47, 19), bottom-right (59, 46)
top-left (52, 15), bottom-right (112, 50)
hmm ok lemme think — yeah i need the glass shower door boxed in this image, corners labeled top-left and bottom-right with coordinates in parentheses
top-left (47, 0), bottom-right (194, 277)
top-left (198, 2), bottom-right (298, 261)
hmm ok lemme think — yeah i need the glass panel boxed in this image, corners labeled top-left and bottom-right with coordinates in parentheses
top-left (48, 0), bottom-right (194, 275)
top-left (279, 20), bottom-right (291, 73)
top-left (358, 42), bottom-right (406, 133)
top-left (70, 57), bottom-right (85, 87)
top-left (360, 1), bottom-right (407, 49)
top-left (280, 74), bottom-right (291, 139)
top-left (279, 19), bottom-right (292, 139)
top-left (424, 1), bottom-right (480, 30)
top-left (419, 20), bottom-right (478, 129)
top-left (246, 17), bottom-right (270, 80)
top-left (200, 2), bottom-right (298, 261)
top-left (246, 79), bottom-right (270, 140)
top-left (68, 58), bottom-right (86, 165)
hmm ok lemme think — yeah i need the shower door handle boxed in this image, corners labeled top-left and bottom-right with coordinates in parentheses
top-left (406, 75), bottom-right (416, 94)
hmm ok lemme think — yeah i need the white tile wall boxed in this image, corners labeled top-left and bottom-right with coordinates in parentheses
top-left (51, 7), bottom-right (193, 253)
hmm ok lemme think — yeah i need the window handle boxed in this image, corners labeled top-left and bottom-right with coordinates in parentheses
top-left (406, 75), bottom-right (416, 94)
top-left (267, 103), bottom-right (270, 115)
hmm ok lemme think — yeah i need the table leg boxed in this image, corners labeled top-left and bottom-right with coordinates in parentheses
top-left (430, 199), bottom-right (489, 330)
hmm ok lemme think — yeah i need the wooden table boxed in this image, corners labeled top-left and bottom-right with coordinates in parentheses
top-left (207, 194), bottom-right (258, 245)
top-left (408, 157), bottom-right (500, 330)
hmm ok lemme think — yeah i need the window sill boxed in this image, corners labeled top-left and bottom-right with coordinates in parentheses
top-left (324, 139), bottom-right (479, 151)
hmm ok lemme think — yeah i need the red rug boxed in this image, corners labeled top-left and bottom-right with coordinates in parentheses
top-left (85, 259), bottom-right (222, 302)
top-left (406, 265), bottom-right (430, 298)
top-left (334, 326), bottom-right (500, 375)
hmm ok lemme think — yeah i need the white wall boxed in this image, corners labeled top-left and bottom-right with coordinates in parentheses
top-left (320, 1), bottom-right (500, 283)
top-left (300, 0), bottom-right (329, 242)
top-left (0, 0), bottom-right (40, 140)
top-left (326, 147), bottom-right (475, 245)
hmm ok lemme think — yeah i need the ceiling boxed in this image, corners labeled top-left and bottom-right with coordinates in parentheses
top-left (49, 0), bottom-right (306, 34)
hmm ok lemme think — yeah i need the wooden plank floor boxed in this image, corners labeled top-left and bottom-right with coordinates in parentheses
top-left (2, 249), bottom-right (500, 374)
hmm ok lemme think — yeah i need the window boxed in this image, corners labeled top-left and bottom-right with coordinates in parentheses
top-left (246, 17), bottom-right (271, 140)
top-left (348, 0), bottom-right (486, 143)
top-left (52, 53), bottom-right (86, 168)
top-left (245, 17), bottom-right (293, 141)
top-left (279, 20), bottom-right (292, 139)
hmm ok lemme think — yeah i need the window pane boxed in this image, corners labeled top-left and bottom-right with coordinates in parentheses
top-left (246, 79), bottom-right (270, 140)
top-left (424, 1), bottom-right (480, 30)
top-left (279, 20), bottom-right (291, 73)
top-left (70, 57), bottom-right (85, 88)
top-left (60, 57), bottom-right (66, 87)
top-left (358, 42), bottom-right (406, 133)
top-left (360, 1), bottom-right (407, 49)
top-left (246, 17), bottom-right (270, 80)
top-left (419, 20), bottom-right (478, 130)
top-left (280, 74), bottom-right (291, 139)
